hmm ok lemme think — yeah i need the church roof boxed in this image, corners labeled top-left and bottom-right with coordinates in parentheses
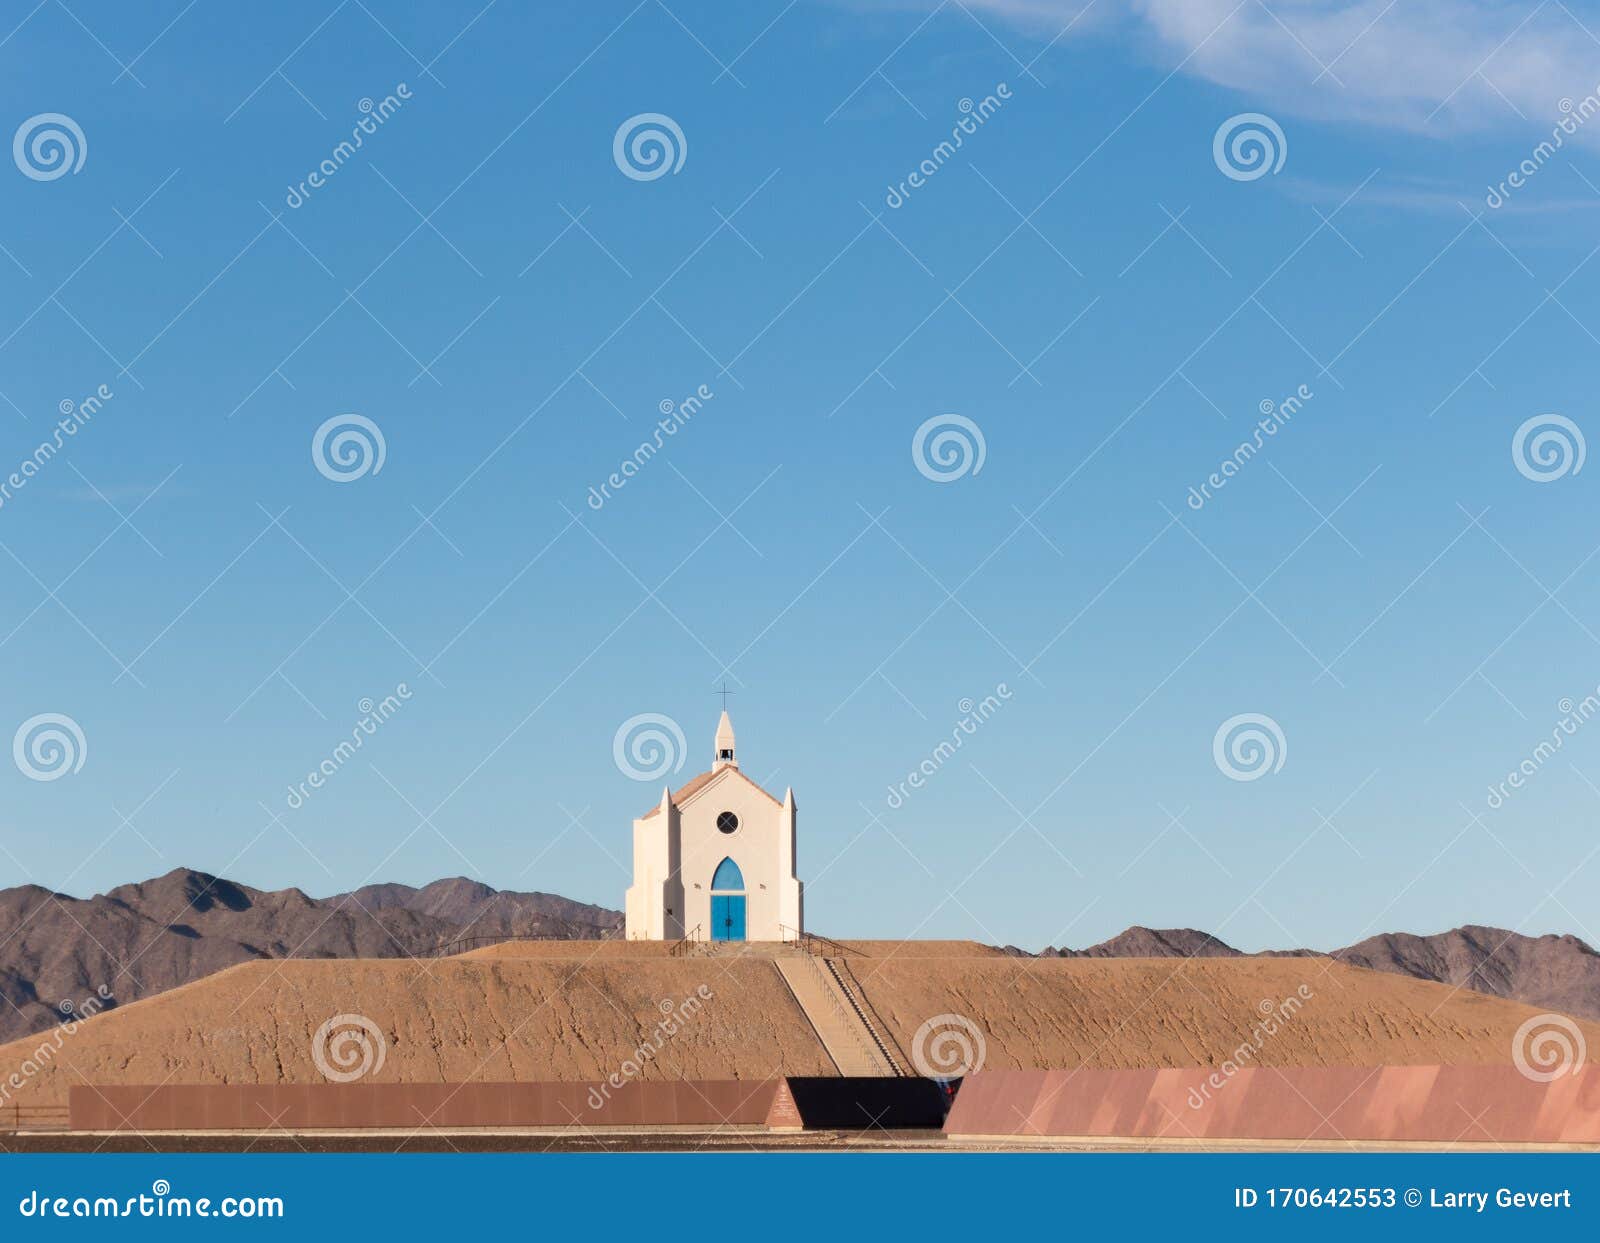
top-left (639, 764), bottom-right (782, 819)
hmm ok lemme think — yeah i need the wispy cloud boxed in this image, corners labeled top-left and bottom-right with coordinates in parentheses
top-left (1284, 173), bottom-right (1600, 216)
top-left (874, 0), bottom-right (1600, 135)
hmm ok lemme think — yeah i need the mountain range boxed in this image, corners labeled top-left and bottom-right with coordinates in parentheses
top-left (0, 868), bottom-right (619, 1045)
top-left (2, 866), bottom-right (1597, 1046)
top-left (1034, 925), bottom-right (1600, 1022)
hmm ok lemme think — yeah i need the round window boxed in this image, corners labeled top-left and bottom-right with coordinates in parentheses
top-left (717, 811), bottom-right (739, 834)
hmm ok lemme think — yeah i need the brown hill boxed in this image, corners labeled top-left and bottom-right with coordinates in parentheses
top-left (1044, 925), bottom-right (1600, 1019)
top-left (1061, 927), bottom-right (1244, 959)
top-left (0, 869), bottom-right (619, 1046)
top-left (0, 949), bottom-right (1588, 1112)
top-left (1333, 926), bottom-right (1600, 1020)
top-left (7, 863), bottom-right (1599, 1056)
top-left (341, 877), bottom-right (615, 930)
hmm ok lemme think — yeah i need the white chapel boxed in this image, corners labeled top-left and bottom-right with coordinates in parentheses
top-left (624, 712), bottom-right (803, 942)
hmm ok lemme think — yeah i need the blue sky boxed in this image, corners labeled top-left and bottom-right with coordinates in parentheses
top-left (2, 0), bottom-right (1600, 952)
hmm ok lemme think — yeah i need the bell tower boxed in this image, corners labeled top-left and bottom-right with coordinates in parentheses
top-left (713, 710), bottom-right (737, 770)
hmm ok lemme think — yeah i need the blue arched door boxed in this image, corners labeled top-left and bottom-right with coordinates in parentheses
top-left (710, 857), bottom-right (746, 941)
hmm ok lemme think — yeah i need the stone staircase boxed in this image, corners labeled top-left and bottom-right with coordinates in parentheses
top-left (774, 955), bottom-right (898, 1077)
top-left (680, 939), bottom-right (801, 960)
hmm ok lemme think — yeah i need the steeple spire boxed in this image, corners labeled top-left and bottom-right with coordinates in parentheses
top-left (714, 710), bottom-right (737, 770)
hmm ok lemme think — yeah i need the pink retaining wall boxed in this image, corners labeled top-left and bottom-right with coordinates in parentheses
top-left (69, 1080), bottom-right (785, 1131)
top-left (942, 1066), bottom-right (1600, 1144)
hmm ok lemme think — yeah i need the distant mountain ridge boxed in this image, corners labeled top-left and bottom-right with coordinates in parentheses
top-left (0, 868), bottom-right (620, 1045)
top-left (339, 876), bottom-right (617, 929)
top-left (5, 867), bottom-right (1598, 1047)
top-left (1057, 927), bottom-right (1244, 960)
top-left (1035, 924), bottom-right (1600, 1020)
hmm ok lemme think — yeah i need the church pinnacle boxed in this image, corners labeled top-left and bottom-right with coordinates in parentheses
top-left (714, 710), bottom-right (737, 770)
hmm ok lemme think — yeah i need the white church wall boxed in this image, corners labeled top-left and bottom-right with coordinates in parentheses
top-left (678, 774), bottom-right (786, 941)
top-left (623, 714), bottom-right (802, 943)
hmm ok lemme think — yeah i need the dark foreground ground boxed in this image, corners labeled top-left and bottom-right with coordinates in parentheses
top-left (6, 1129), bottom-right (1584, 1153)
top-left (2, 1128), bottom-right (949, 1153)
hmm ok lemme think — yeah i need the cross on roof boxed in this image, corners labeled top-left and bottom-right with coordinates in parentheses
top-left (716, 681), bottom-right (734, 711)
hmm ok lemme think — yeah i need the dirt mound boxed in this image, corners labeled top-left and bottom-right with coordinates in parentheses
top-left (3, 953), bottom-right (1589, 1115)
top-left (458, 940), bottom-right (680, 960)
top-left (454, 940), bottom-right (1003, 960)
top-left (10, 860), bottom-right (1599, 1061)
top-left (0, 868), bottom-right (620, 1045)
top-left (851, 956), bottom-right (1595, 1072)
top-left (827, 940), bottom-right (1006, 958)
top-left (0, 957), bottom-right (831, 1111)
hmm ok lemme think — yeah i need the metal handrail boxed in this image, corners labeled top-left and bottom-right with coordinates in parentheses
top-left (775, 926), bottom-right (901, 1075)
top-left (794, 951), bottom-right (890, 1074)
top-left (823, 957), bottom-right (905, 1076)
top-left (798, 953), bottom-right (869, 1054)
top-left (669, 925), bottom-right (703, 957)
top-left (778, 924), bottom-right (852, 957)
